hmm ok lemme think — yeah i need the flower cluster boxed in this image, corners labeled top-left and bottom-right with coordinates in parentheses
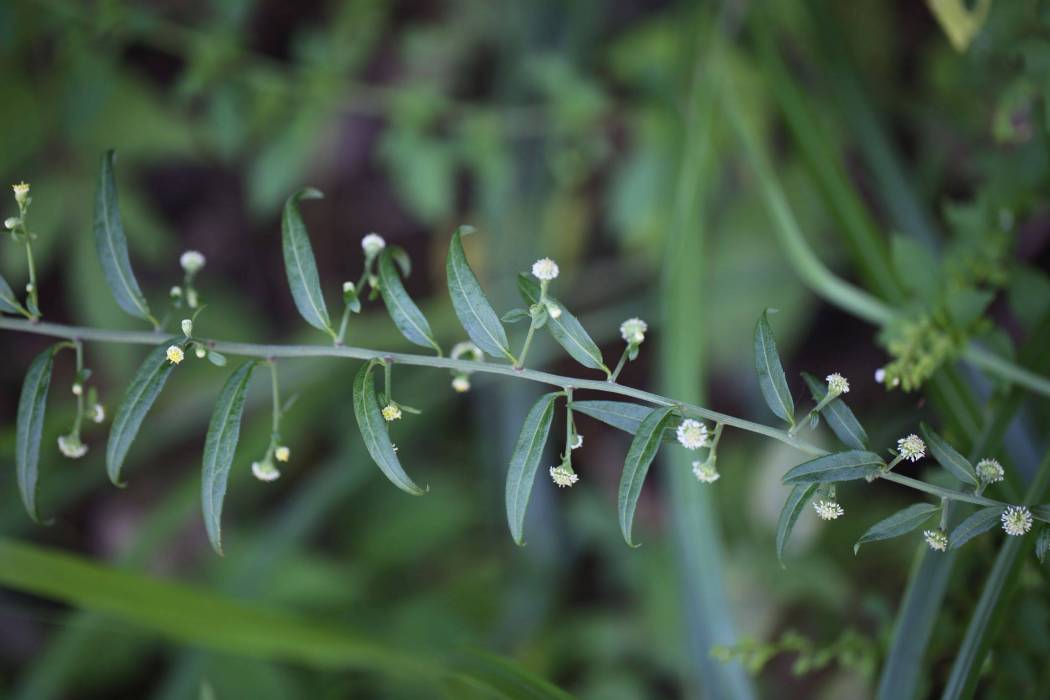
top-left (381, 403), bottom-right (403, 422)
top-left (620, 318), bottom-right (647, 346)
top-left (813, 500), bottom-right (844, 520)
top-left (825, 373), bottom-right (850, 395)
top-left (976, 458), bottom-right (1005, 484)
top-left (549, 465), bottom-right (578, 488)
top-left (57, 433), bottom-right (88, 459)
top-left (692, 458), bottom-right (720, 483)
top-left (924, 529), bottom-right (949, 551)
top-left (1001, 505), bottom-right (1033, 537)
top-left (531, 257), bottom-right (559, 281)
top-left (676, 419), bottom-right (709, 450)
top-left (361, 233), bottom-right (386, 258)
top-left (896, 434), bottom-right (926, 463)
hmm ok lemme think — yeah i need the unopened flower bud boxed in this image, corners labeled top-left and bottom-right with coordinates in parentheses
top-left (620, 317), bottom-right (647, 345)
top-left (180, 250), bottom-right (206, 274)
top-left (181, 318), bottom-right (193, 337)
top-left (452, 375), bottom-right (471, 393)
top-left (12, 182), bottom-right (29, 207)
top-left (361, 233), bottom-right (386, 257)
top-left (275, 446), bottom-right (290, 462)
top-left (252, 461), bottom-right (280, 482)
top-left (72, 383), bottom-right (83, 396)
top-left (195, 345), bottom-right (207, 359)
top-left (4, 217), bottom-right (19, 229)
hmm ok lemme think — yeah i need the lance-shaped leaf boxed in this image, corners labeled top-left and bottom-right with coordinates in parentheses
top-left (94, 150), bottom-right (154, 323)
top-left (0, 272), bottom-right (24, 314)
top-left (281, 188), bottom-right (333, 335)
top-left (920, 423), bottom-right (978, 487)
top-left (854, 503), bottom-right (940, 554)
top-left (782, 450), bottom-right (883, 484)
top-left (618, 406), bottom-right (675, 547)
top-left (107, 341), bottom-right (183, 486)
top-left (802, 372), bottom-right (868, 450)
top-left (377, 248), bottom-right (441, 354)
top-left (754, 310), bottom-right (794, 425)
top-left (517, 274), bottom-right (608, 374)
top-left (201, 362), bottom-right (257, 555)
top-left (505, 392), bottom-right (560, 545)
top-left (352, 362), bottom-right (425, 495)
top-left (1032, 504), bottom-right (1050, 523)
top-left (776, 482), bottom-right (820, 567)
top-left (16, 344), bottom-right (60, 522)
top-left (949, 506), bottom-right (1005, 550)
top-left (570, 400), bottom-right (677, 443)
top-left (446, 226), bottom-right (513, 361)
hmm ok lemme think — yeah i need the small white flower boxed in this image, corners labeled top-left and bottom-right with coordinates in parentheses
top-left (57, 434), bottom-right (88, 459)
top-left (361, 233), bottom-right (386, 257)
top-left (531, 257), bottom-right (559, 281)
top-left (91, 404), bottom-right (106, 423)
top-left (252, 461), bottom-right (281, 482)
top-left (897, 434), bottom-right (926, 462)
top-left (813, 499), bottom-right (844, 520)
top-left (976, 458), bottom-right (1005, 484)
top-left (1001, 505), bottom-right (1033, 536)
top-left (692, 459), bottom-right (720, 483)
top-left (170, 286), bottom-right (183, 298)
top-left (451, 341), bottom-right (483, 361)
top-left (181, 318), bottom-right (193, 337)
top-left (545, 301), bottom-right (562, 319)
top-left (5, 216), bottom-right (19, 229)
top-left (275, 446), bottom-right (290, 463)
top-left (549, 465), bottom-right (578, 488)
top-left (166, 345), bottom-right (185, 365)
top-left (676, 419), bottom-right (709, 450)
top-left (924, 529), bottom-right (949, 551)
top-left (12, 182), bottom-right (29, 206)
top-left (570, 434), bottom-right (583, 450)
top-left (72, 383), bottom-right (83, 396)
top-left (25, 283), bottom-right (33, 293)
top-left (381, 403), bottom-right (402, 421)
top-left (195, 345), bottom-right (207, 359)
top-left (826, 373), bottom-right (850, 395)
top-left (620, 317), bottom-right (648, 345)
top-left (451, 375), bottom-right (471, 393)
top-left (179, 250), bottom-right (206, 274)
top-left (342, 281), bottom-right (356, 293)
top-left (874, 368), bottom-right (886, 384)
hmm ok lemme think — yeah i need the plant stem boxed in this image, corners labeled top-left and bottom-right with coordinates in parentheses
top-left (608, 346), bottom-right (630, 383)
top-left (514, 280), bottom-right (548, 370)
top-left (269, 360), bottom-right (281, 437)
top-left (23, 237), bottom-right (39, 320)
top-left (880, 472), bottom-right (1001, 508)
top-left (71, 339), bottom-right (84, 437)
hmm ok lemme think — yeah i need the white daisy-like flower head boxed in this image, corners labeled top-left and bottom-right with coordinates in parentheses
top-left (924, 528), bottom-right (949, 551)
top-left (91, 403), bottom-right (106, 424)
top-left (976, 458), bottom-right (1005, 484)
top-left (72, 383), bottom-right (83, 396)
top-left (620, 317), bottom-right (648, 345)
top-left (166, 345), bottom-right (185, 365)
top-left (451, 341), bottom-right (483, 362)
top-left (676, 419), bottom-right (709, 450)
top-left (275, 446), bottom-right (290, 463)
top-left (826, 373), bottom-right (850, 395)
top-left (252, 461), bottom-right (281, 482)
top-left (897, 434), bottom-right (926, 462)
top-left (12, 182), bottom-right (29, 206)
top-left (361, 233), bottom-right (386, 257)
top-left (57, 434), bottom-right (88, 459)
top-left (451, 375), bottom-right (471, 393)
top-left (813, 499), bottom-right (844, 520)
top-left (1001, 505), bottom-right (1033, 536)
top-left (381, 403), bottom-right (402, 422)
top-left (179, 250), bottom-right (206, 274)
top-left (692, 459), bottom-right (720, 483)
top-left (531, 257), bottom-right (559, 281)
top-left (549, 465), bottom-right (578, 488)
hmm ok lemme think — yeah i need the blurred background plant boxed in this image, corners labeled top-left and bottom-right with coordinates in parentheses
top-left (2, 0), bottom-right (1050, 698)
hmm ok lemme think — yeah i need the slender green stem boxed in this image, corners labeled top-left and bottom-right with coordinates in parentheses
top-left (608, 346), bottom-right (630, 383)
top-left (879, 472), bottom-right (1001, 508)
top-left (562, 388), bottom-right (574, 462)
top-left (71, 339), bottom-right (84, 437)
top-left (383, 360), bottom-right (393, 403)
top-left (23, 237), bottom-right (39, 319)
top-left (514, 280), bottom-right (548, 370)
top-left (336, 304), bottom-right (353, 345)
top-left (269, 360), bottom-right (281, 436)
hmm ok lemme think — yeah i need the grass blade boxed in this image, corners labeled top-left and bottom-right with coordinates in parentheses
top-left (949, 506), bottom-right (1004, 550)
top-left (782, 450), bottom-right (883, 484)
top-left (776, 482), bottom-right (819, 567)
top-left (445, 226), bottom-right (513, 361)
top-left (754, 310), bottom-right (794, 425)
top-left (920, 422), bottom-right (978, 488)
top-left (16, 344), bottom-right (59, 523)
top-left (281, 188), bottom-right (333, 335)
top-left (517, 274), bottom-right (608, 374)
top-left (352, 361), bottom-right (425, 495)
top-left (617, 406), bottom-right (675, 547)
top-left (106, 341), bottom-right (182, 487)
top-left (93, 150), bottom-right (154, 324)
top-left (854, 503), bottom-right (939, 554)
top-left (505, 391), bottom-right (560, 545)
top-left (377, 248), bottom-right (441, 354)
top-left (802, 372), bottom-right (868, 449)
top-left (202, 361), bottom-right (258, 555)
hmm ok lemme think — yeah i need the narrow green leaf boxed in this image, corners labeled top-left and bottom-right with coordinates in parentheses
top-left (949, 506), bottom-right (1004, 550)
top-left (517, 274), bottom-right (608, 373)
top-left (920, 422), bottom-right (978, 487)
top-left (202, 362), bottom-right (257, 555)
top-left (501, 308), bottom-right (530, 324)
top-left (505, 392), bottom-right (560, 545)
top-left (94, 150), bottom-right (154, 323)
top-left (16, 344), bottom-right (59, 522)
top-left (782, 450), bottom-right (883, 484)
top-left (854, 503), bottom-right (940, 554)
top-left (776, 482), bottom-right (819, 567)
top-left (618, 406), bottom-right (675, 547)
top-left (377, 248), bottom-right (441, 354)
top-left (1032, 504), bottom-right (1050, 523)
top-left (445, 226), bottom-right (512, 361)
top-left (107, 341), bottom-right (183, 487)
top-left (281, 188), bottom-right (332, 335)
top-left (352, 362), bottom-right (425, 495)
top-left (0, 272), bottom-right (23, 313)
top-left (754, 310), bottom-right (794, 425)
top-left (802, 372), bottom-right (868, 450)
top-left (570, 400), bottom-right (676, 443)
